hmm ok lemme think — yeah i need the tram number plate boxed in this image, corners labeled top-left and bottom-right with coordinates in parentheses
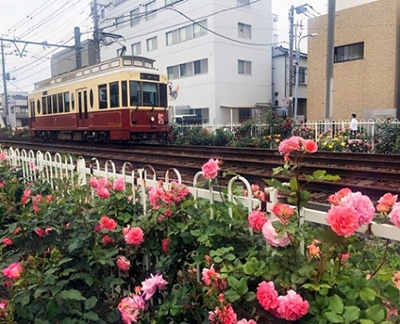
top-left (158, 113), bottom-right (164, 125)
top-left (140, 73), bottom-right (160, 81)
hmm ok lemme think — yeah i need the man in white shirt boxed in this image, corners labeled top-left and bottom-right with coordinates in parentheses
top-left (350, 113), bottom-right (358, 137)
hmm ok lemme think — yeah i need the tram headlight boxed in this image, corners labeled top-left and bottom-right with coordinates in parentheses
top-left (150, 116), bottom-right (155, 123)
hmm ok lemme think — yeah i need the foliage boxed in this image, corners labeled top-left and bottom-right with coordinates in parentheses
top-left (375, 119), bottom-right (400, 154)
top-left (0, 145), bottom-right (399, 323)
top-left (317, 127), bottom-right (373, 153)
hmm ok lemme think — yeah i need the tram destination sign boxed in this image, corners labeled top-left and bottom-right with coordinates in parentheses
top-left (140, 73), bottom-right (160, 81)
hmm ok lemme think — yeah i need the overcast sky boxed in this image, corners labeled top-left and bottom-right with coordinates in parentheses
top-left (0, 0), bottom-right (328, 93)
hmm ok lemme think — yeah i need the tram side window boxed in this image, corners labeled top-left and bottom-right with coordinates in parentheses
top-left (52, 95), bottom-right (57, 114)
top-left (143, 82), bottom-right (158, 107)
top-left (159, 84), bottom-right (167, 108)
top-left (64, 92), bottom-right (70, 112)
top-left (58, 93), bottom-right (64, 113)
top-left (42, 97), bottom-right (47, 115)
top-left (110, 82), bottom-right (119, 108)
top-left (47, 96), bottom-right (52, 114)
top-left (37, 100), bottom-right (41, 114)
top-left (129, 81), bottom-right (141, 106)
top-left (99, 84), bottom-right (108, 109)
top-left (121, 81), bottom-right (127, 107)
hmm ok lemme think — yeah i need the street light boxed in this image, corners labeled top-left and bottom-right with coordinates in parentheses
top-left (294, 33), bottom-right (317, 122)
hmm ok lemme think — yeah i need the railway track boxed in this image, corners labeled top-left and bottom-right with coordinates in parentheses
top-left (1, 138), bottom-right (400, 200)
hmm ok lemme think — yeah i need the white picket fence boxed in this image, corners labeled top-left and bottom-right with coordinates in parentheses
top-left (1, 146), bottom-right (400, 245)
top-left (176, 118), bottom-right (400, 143)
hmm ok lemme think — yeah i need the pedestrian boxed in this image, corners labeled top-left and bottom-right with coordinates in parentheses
top-left (350, 113), bottom-right (358, 138)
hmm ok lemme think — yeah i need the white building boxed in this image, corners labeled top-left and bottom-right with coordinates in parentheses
top-left (272, 46), bottom-right (308, 119)
top-left (98, 0), bottom-right (273, 125)
top-left (1, 91), bottom-right (29, 128)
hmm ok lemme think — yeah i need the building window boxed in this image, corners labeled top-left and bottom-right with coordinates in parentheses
top-left (238, 0), bottom-right (250, 4)
top-left (299, 67), bottom-right (306, 84)
top-left (146, 1), bottom-right (156, 20)
top-left (130, 8), bottom-right (140, 26)
top-left (167, 59), bottom-right (208, 80)
top-left (166, 0), bottom-right (180, 5)
top-left (131, 42), bottom-right (141, 55)
top-left (147, 36), bottom-right (158, 52)
top-left (115, 16), bottom-right (124, 28)
top-left (239, 109), bottom-right (252, 121)
top-left (238, 60), bottom-right (252, 75)
top-left (100, 8), bottom-right (105, 19)
top-left (166, 20), bottom-right (207, 46)
top-left (334, 42), bottom-right (364, 63)
top-left (238, 23), bottom-right (251, 39)
top-left (115, 0), bottom-right (127, 5)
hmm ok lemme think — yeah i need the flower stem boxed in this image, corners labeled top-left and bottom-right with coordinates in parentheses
top-left (370, 239), bottom-right (390, 279)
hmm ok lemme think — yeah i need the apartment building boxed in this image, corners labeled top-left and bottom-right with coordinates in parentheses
top-left (308, 0), bottom-right (400, 120)
top-left (1, 91), bottom-right (29, 128)
top-left (98, 0), bottom-right (273, 125)
top-left (272, 46), bottom-right (308, 118)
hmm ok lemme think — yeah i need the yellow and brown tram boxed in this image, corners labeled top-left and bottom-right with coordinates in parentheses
top-left (28, 56), bottom-right (169, 142)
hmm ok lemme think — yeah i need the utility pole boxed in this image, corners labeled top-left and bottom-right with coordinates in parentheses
top-left (74, 27), bottom-right (82, 69)
top-left (325, 0), bottom-right (336, 120)
top-left (92, 0), bottom-right (101, 63)
top-left (1, 39), bottom-right (9, 122)
top-left (287, 5), bottom-right (295, 116)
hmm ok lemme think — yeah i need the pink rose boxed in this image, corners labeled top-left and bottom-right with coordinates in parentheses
top-left (202, 159), bottom-right (220, 179)
top-left (35, 228), bottom-right (45, 237)
top-left (237, 320), bottom-right (257, 324)
top-left (0, 183), bottom-right (4, 188)
top-left (102, 235), bottom-right (115, 246)
top-left (89, 177), bottom-right (99, 189)
top-left (256, 281), bottom-right (279, 312)
top-left (307, 244), bottom-right (320, 257)
top-left (202, 265), bottom-right (220, 287)
top-left (377, 203), bottom-right (390, 213)
top-left (390, 203), bottom-right (400, 227)
top-left (271, 204), bottom-right (294, 220)
top-left (262, 221), bottom-right (291, 247)
top-left (116, 256), bottom-right (130, 272)
top-left (248, 210), bottom-right (267, 232)
top-left (118, 295), bottom-right (145, 324)
top-left (0, 153), bottom-right (6, 161)
top-left (1, 238), bottom-right (13, 246)
top-left (97, 177), bottom-right (109, 189)
top-left (278, 136), bottom-right (303, 156)
top-left (124, 227), bottom-right (144, 246)
top-left (326, 205), bottom-right (360, 237)
top-left (378, 193), bottom-right (397, 207)
top-left (277, 290), bottom-right (309, 321)
top-left (113, 178), bottom-right (125, 191)
top-left (13, 228), bottom-right (21, 235)
top-left (251, 184), bottom-right (260, 192)
top-left (342, 192), bottom-right (375, 225)
top-left (99, 216), bottom-right (117, 230)
top-left (97, 187), bottom-right (110, 199)
top-left (149, 186), bottom-right (164, 210)
top-left (341, 253), bottom-right (350, 261)
top-left (328, 188), bottom-right (352, 205)
top-left (303, 139), bottom-right (318, 153)
top-left (141, 273), bottom-right (168, 301)
top-left (209, 304), bottom-right (237, 324)
top-left (2, 262), bottom-right (22, 279)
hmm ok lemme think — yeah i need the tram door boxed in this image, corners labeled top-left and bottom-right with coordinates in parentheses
top-left (77, 89), bottom-right (89, 128)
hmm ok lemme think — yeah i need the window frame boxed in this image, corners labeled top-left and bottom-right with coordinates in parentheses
top-left (238, 22), bottom-right (251, 39)
top-left (131, 42), bottom-right (141, 55)
top-left (98, 84), bottom-right (108, 109)
top-left (145, 0), bottom-right (157, 20)
top-left (130, 8), bottom-right (140, 26)
top-left (334, 42), bottom-right (364, 63)
top-left (146, 36), bottom-right (158, 52)
top-left (238, 59), bottom-right (252, 75)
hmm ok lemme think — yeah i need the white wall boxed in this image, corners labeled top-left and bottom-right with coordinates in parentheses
top-left (99, 0), bottom-right (273, 125)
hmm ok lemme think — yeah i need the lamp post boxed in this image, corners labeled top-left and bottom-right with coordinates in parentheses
top-left (294, 33), bottom-right (317, 121)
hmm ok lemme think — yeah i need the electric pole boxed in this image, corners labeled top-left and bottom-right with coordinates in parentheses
top-left (92, 0), bottom-right (101, 63)
top-left (287, 5), bottom-right (295, 116)
top-left (74, 27), bottom-right (82, 69)
top-left (325, 0), bottom-right (336, 120)
top-left (1, 39), bottom-right (9, 122)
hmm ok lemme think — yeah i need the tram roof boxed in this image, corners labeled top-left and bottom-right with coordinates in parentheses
top-left (33, 56), bottom-right (158, 91)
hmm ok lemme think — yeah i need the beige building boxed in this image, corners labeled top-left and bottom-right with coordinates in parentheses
top-left (308, 0), bottom-right (400, 121)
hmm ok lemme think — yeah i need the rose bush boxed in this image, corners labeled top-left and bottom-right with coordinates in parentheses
top-left (0, 140), bottom-right (399, 323)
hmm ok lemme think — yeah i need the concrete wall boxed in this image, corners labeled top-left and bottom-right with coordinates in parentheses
top-left (99, 0), bottom-right (273, 125)
top-left (308, 0), bottom-right (400, 121)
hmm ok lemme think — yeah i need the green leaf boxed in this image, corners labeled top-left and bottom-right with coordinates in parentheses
top-left (83, 312), bottom-right (99, 321)
top-left (243, 262), bottom-right (255, 275)
top-left (16, 293), bottom-right (30, 306)
top-left (313, 170), bottom-right (327, 180)
top-left (365, 305), bottom-right (385, 323)
top-left (60, 289), bottom-right (86, 301)
top-left (244, 291), bottom-right (256, 302)
top-left (190, 229), bottom-right (201, 237)
top-left (47, 299), bottom-right (59, 318)
top-left (328, 295), bottom-right (344, 314)
top-left (359, 320), bottom-right (374, 324)
top-left (290, 178), bottom-right (298, 191)
top-left (224, 253), bottom-right (236, 261)
top-left (360, 287), bottom-right (376, 303)
top-left (225, 289), bottom-right (241, 302)
top-left (84, 296), bottom-right (98, 310)
top-left (325, 312), bottom-right (344, 323)
top-left (236, 278), bottom-right (248, 296)
top-left (343, 306), bottom-right (360, 322)
top-left (227, 276), bottom-right (239, 290)
top-left (347, 288), bottom-right (358, 300)
top-left (68, 239), bottom-right (82, 253)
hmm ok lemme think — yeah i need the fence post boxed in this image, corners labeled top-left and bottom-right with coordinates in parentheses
top-left (77, 157), bottom-right (87, 186)
top-left (314, 121), bottom-right (318, 142)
